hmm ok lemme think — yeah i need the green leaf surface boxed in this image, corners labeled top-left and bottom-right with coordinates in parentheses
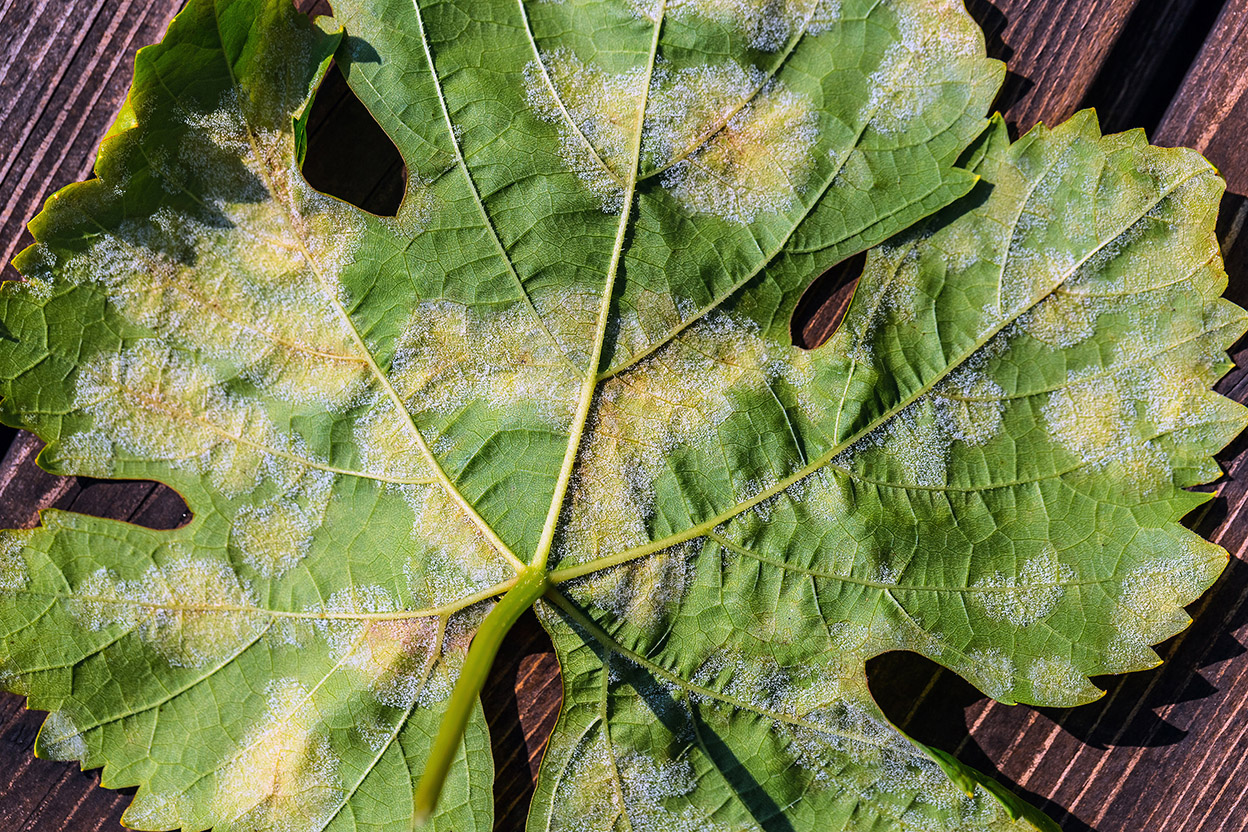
top-left (0, 0), bottom-right (1242, 831)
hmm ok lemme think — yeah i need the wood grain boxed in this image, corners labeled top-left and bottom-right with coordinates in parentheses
top-left (963, 0), bottom-right (1142, 134)
top-left (4, 0), bottom-right (1248, 830)
top-left (1155, 0), bottom-right (1248, 197)
top-left (0, 0), bottom-right (183, 283)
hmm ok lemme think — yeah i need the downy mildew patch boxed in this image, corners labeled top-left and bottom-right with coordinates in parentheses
top-left (630, 0), bottom-right (842, 51)
top-left (645, 61), bottom-right (819, 222)
top-left (68, 552), bottom-right (268, 668)
top-left (0, 533), bottom-right (30, 595)
top-left (525, 49), bottom-right (647, 212)
top-left (557, 310), bottom-right (816, 565)
top-left (209, 678), bottom-right (343, 832)
top-left (971, 547), bottom-right (1075, 628)
top-left (526, 49), bottom-right (819, 222)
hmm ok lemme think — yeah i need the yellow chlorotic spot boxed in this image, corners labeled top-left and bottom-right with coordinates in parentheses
top-left (525, 49), bottom-right (647, 212)
top-left (649, 62), bottom-right (819, 223)
top-left (1025, 290), bottom-right (1098, 347)
top-left (558, 311), bottom-right (812, 564)
top-left (961, 648), bottom-right (1017, 700)
top-left (69, 552), bottom-right (267, 668)
top-left (632, 0), bottom-right (842, 52)
top-left (319, 585), bottom-right (445, 708)
top-left (231, 481), bottom-right (333, 579)
top-left (211, 679), bottom-right (342, 832)
top-left (568, 543), bottom-right (696, 636)
top-left (1026, 655), bottom-right (1099, 707)
top-left (1104, 553), bottom-right (1208, 673)
top-left (1043, 369), bottom-right (1173, 492)
top-left (69, 92), bottom-right (373, 411)
top-left (388, 299), bottom-right (581, 428)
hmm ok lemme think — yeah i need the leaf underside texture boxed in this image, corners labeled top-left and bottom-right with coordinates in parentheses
top-left (0, 1), bottom-right (1243, 831)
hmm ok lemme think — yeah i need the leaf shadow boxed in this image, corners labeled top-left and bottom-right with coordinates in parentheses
top-left (867, 502), bottom-right (1248, 832)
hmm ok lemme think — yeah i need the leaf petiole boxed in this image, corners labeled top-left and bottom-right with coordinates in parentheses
top-left (411, 564), bottom-right (549, 827)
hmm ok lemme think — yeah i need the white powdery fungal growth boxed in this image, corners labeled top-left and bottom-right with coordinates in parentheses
top-left (70, 90), bottom-right (373, 410)
top-left (1026, 655), bottom-right (1098, 707)
top-left (932, 367), bottom-right (1005, 445)
top-left (1024, 289), bottom-right (1101, 348)
top-left (1105, 553), bottom-right (1207, 673)
top-left (524, 50), bottom-right (646, 212)
top-left (568, 542), bottom-right (698, 636)
top-left (971, 548), bottom-right (1075, 627)
top-left (402, 485), bottom-right (518, 604)
top-left (210, 678), bottom-right (343, 832)
top-left (615, 752), bottom-right (736, 832)
top-left (631, 0), bottom-right (841, 51)
top-left (385, 299), bottom-right (581, 428)
top-left (558, 311), bottom-right (814, 563)
top-left (1043, 367), bottom-right (1173, 493)
top-left (74, 341), bottom-right (299, 493)
top-left (647, 62), bottom-right (819, 223)
top-left (69, 553), bottom-right (267, 668)
top-left (547, 732), bottom-right (625, 829)
top-left (0, 532), bottom-right (30, 594)
top-left (38, 710), bottom-right (89, 761)
top-left (961, 648), bottom-right (1017, 700)
top-left (318, 586), bottom-right (447, 708)
top-left (230, 469), bottom-right (335, 578)
top-left (838, 246), bottom-right (925, 367)
top-left (864, 0), bottom-right (982, 136)
top-left (875, 401), bottom-right (952, 488)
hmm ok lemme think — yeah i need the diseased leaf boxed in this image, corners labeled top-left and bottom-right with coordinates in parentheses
top-left (0, 1), bottom-right (1242, 832)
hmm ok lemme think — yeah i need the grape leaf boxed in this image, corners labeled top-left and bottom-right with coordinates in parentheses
top-left (0, 0), bottom-right (1242, 831)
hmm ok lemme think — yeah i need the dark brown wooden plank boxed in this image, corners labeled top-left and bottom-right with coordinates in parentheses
top-left (0, 0), bottom-right (183, 282)
top-left (964, 0), bottom-right (1142, 133)
top-left (1080, 0), bottom-right (1231, 136)
top-left (1155, 0), bottom-right (1248, 196)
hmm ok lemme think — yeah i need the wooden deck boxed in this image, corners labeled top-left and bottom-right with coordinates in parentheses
top-left (3, 0), bottom-right (1248, 829)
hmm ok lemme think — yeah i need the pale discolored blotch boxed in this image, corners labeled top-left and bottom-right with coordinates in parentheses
top-left (68, 553), bottom-right (267, 667)
top-left (558, 311), bottom-right (814, 564)
top-left (0, 532), bottom-right (31, 594)
top-left (525, 50), bottom-right (646, 212)
top-left (1103, 551), bottom-right (1213, 673)
top-left (971, 548), bottom-right (1075, 627)
top-left (647, 61), bottom-right (819, 223)
top-left (933, 368), bottom-right (1005, 445)
top-left (210, 678), bottom-right (343, 832)
top-left (566, 542), bottom-right (698, 637)
top-left (1043, 366), bottom-right (1177, 493)
top-left (631, 0), bottom-right (842, 52)
top-left (37, 709), bottom-right (89, 762)
top-left (72, 340), bottom-right (336, 498)
top-left (1027, 655), bottom-right (1100, 707)
top-left (402, 485), bottom-right (518, 604)
top-left (375, 299), bottom-right (581, 438)
top-left (1024, 290), bottom-right (1099, 348)
top-left (960, 648), bottom-right (1018, 700)
top-left (317, 585), bottom-right (465, 709)
top-left (230, 476), bottom-right (333, 578)
top-left (65, 90), bottom-right (373, 410)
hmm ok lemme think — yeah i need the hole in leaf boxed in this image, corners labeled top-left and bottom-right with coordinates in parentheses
top-left (481, 609), bottom-right (561, 829)
top-left (0, 432), bottom-right (192, 531)
top-left (866, 650), bottom-right (985, 749)
top-left (301, 61), bottom-right (406, 217)
top-left (790, 252), bottom-right (865, 349)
